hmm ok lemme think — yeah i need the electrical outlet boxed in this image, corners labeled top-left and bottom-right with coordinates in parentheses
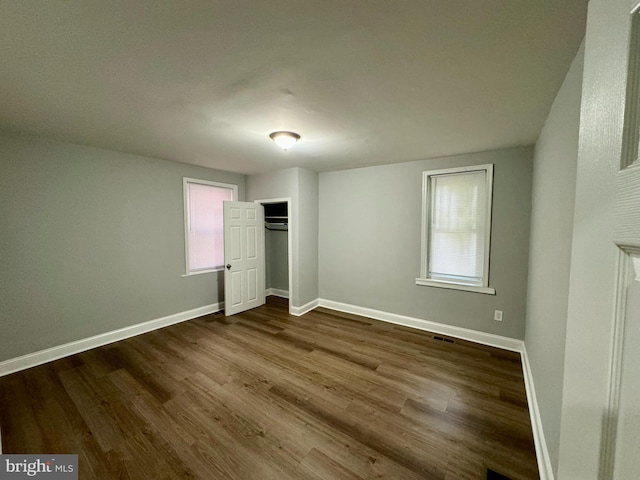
top-left (494, 310), bottom-right (503, 321)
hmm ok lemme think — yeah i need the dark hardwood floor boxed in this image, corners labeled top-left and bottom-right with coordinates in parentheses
top-left (0, 296), bottom-right (539, 479)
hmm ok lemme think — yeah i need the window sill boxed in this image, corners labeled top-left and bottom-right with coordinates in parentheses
top-left (182, 267), bottom-right (224, 277)
top-left (415, 278), bottom-right (496, 295)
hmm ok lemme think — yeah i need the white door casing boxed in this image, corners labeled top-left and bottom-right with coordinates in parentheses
top-left (223, 201), bottom-right (265, 316)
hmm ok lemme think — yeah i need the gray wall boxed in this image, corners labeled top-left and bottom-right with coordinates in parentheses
top-left (297, 167), bottom-right (319, 306)
top-left (525, 41), bottom-right (584, 476)
top-left (246, 167), bottom-right (319, 308)
top-left (319, 147), bottom-right (533, 339)
top-left (0, 133), bottom-right (245, 362)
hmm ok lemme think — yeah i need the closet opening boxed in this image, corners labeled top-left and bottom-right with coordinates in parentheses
top-left (256, 198), bottom-right (292, 313)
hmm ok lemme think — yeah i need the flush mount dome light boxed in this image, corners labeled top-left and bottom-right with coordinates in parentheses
top-left (269, 131), bottom-right (300, 151)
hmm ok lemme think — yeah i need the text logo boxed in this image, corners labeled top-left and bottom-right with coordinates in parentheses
top-left (0, 455), bottom-right (77, 479)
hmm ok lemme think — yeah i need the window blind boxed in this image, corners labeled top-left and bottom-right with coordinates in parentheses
top-left (186, 182), bottom-right (233, 271)
top-left (428, 170), bottom-right (487, 284)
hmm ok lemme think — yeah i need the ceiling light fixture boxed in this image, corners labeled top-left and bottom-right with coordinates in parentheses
top-left (269, 131), bottom-right (300, 151)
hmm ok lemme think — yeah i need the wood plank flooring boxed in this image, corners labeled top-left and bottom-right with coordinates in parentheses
top-left (0, 297), bottom-right (539, 479)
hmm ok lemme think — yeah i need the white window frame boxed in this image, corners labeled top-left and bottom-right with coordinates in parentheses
top-left (416, 164), bottom-right (496, 295)
top-left (183, 177), bottom-right (238, 276)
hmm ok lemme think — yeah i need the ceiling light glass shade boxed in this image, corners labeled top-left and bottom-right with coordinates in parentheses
top-left (269, 131), bottom-right (300, 150)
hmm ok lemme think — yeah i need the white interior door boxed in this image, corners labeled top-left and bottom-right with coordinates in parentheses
top-left (223, 201), bottom-right (265, 316)
top-left (607, 2), bottom-right (640, 477)
top-left (611, 77), bottom-right (640, 480)
top-left (613, 272), bottom-right (640, 478)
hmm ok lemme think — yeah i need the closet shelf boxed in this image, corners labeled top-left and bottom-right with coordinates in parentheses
top-left (266, 222), bottom-right (288, 231)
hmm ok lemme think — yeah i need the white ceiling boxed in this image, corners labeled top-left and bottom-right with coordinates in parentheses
top-left (0, 1), bottom-right (587, 175)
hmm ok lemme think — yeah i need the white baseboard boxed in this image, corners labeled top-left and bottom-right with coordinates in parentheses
top-left (317, 298), bottom-right (523, 352)
top-left (0, 302), bottom-right (223, 378)
top-left (290, 298), bottom-right (319, 316)
top-left (266, 288), bottom-right (289, 299)
top-left (521, 344), bottom-right (554, 480)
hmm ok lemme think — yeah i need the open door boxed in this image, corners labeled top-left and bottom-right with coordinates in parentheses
top-left (593, 1), bottom-right (640, 477)
top-left (608, 5), bottom-right (640, 476)
top-left (223, 201), bottom-right (265, 316)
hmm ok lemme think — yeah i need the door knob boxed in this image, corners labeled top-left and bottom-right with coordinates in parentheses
top-left (226, 264), bottom-right (231, 270)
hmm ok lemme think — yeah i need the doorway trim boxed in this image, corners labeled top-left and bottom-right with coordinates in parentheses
top-left (254, 197), bottom-right (293, 315)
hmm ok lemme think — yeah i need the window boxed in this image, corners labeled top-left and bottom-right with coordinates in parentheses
top-left (183, 178), bottom-right (237, 275)
top-left (416, 164), bottom-right (495, 294)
